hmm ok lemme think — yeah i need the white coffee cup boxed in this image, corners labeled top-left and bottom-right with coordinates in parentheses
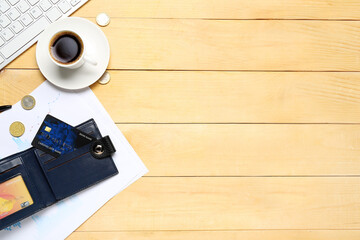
top-left (48, 30), bottom-right (97, 69)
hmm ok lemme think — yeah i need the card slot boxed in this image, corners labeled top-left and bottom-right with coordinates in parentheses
top-left (43, 156), bottom-right (57, 165)
top-left (0, 168), bottom-right (22, 183)
top-left (40, 132), bottom-right (93, 165)
top-left (0, 157), bottom-right (21, 174)
top-left (40, 143), bottom-right (92, 171)
top-left (0, 165), bottom-right (20, 175)
top-left (39, 151), bottom-right (47, 157)
top-left (38, 146), bottom-right (91, 166)
top-left (47, 151), bottom-right (90, 172)
top-left (35, 149), bottom-right (55, 163)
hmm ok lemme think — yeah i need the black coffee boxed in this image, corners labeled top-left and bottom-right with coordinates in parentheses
top-left (50, 33), bottom-right (83, 64)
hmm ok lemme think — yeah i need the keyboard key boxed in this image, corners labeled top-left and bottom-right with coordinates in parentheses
top-left (0, 15), bottom-right (11, 28)
top-left (20, 14), bottom-right (33, 26)
top-left (58, 0), bottom-right (71, 13)
top-left (1, 28), bottom-right (15, 41)
top-left (9, 21), bottom-right (24, 33)
top-left (8, 0), bottom-right (20, 5)
top-left (39, 0), bottom-right (52, 11)
top-left (0, 37), bottom-right (4, 47)
top-left (8, 8), bottom-right (20, 20)
top-left (50, 0), bottom-right (60, 3)
top-left (0, 1), bottom-right (10, 13)
top-left (28, 0), bottom-right (40, 5)
top-left (30, 6), bottom-right (42, 19)
top-left (70, 0), bottom-right (80, 6)
top-left (0, 17), bottom-right (50, 58)
top-left (17, 0), bottom-right (30, 13)
top-left (46, 7), bottom-right (62, 22)
top-left (0, 55), bottom-right (4, 63)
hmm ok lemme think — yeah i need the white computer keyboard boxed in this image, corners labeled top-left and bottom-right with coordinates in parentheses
top-left (0, 0), bottom-right (88, 70)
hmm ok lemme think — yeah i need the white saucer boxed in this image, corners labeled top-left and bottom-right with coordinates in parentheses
top-left (36, 17), bottom-right (110, 90)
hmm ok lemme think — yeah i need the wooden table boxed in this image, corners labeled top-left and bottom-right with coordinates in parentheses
top-left (2, 0), bottom-right (360, 239)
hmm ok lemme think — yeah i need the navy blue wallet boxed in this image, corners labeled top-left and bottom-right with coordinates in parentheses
top-left (0, 119), bottom-right (118, 230)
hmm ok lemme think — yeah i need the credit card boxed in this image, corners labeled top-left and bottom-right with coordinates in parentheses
top-left (31, 114), bottom-right (94, 157)
top-left (0, 175), bottom-right (33, 220)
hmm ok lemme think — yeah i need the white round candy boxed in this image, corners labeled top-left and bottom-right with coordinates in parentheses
top-left (96, 13), bottom-right (110, 27)
top-left (98, 72), bottom-right (111, 85)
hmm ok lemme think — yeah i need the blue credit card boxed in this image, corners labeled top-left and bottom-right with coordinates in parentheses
top-left (31, 114), bottom-right (94, 157)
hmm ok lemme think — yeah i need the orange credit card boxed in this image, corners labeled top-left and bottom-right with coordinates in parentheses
top-left (0, 175), bottom-right (33, 220)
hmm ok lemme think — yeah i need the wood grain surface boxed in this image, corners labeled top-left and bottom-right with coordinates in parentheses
top-left (7, 19), bottom-right (360, 71)
top-left (3, 70), bottom-right (360, 123)
top-left (1, 0), bottom-right (360, 239)
top-left (119, 124), bottom-right (360, 176)
top-left (76, 0), bottom-right (360, 20)
top-left (78, 177), bottom-right (360, 231)
top-left (69, 231), bottom-right (360, 240)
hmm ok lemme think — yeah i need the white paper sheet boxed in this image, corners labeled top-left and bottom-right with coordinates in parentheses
top-left (0, 81), bottom-right (148, 240)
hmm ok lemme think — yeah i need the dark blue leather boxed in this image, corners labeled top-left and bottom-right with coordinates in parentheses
top-left (0, 119), bottom-right (118, 230)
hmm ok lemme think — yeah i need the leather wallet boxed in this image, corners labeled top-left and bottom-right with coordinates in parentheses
top-left (0, 119), bottom-right (118, 230)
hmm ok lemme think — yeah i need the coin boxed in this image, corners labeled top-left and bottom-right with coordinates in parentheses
top-left (96, 13), bottom-right (110, 27)
top-left (98, 72), bottom-right (111, 85)
top-left (21, 95), bottom-right (36, 110)
top-left (9, 121), bottom-right (25, 137)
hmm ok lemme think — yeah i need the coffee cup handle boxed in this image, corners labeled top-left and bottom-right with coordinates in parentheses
top-left (84, 55), bottom-right (98, 66)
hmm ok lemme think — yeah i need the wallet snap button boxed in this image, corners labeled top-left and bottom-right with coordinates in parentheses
top-left (93, 144), bottom-right (104, 155)
top-left (90, 136), bottom-right (116, 159)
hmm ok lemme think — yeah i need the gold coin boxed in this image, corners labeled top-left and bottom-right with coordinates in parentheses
top-left (9, 121), bottom-right (25, 137)
top-left (21, 95), bottom-right (36, 110)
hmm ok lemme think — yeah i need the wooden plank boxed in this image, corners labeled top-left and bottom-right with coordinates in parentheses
top-left (0, 70), bottom-right (44, 105)
top-left (78, 177), bottom-right (360, 231)
top-left (68, 230), bottom-right (360, 240)
top-left (75, 0), bottom-right (360, 20)
top-left (118, 124), bottom-right (360, 176)
top-left (6, 20), bottom-right (360, 71)
top-left (3, 70), bottom-right (360, 123)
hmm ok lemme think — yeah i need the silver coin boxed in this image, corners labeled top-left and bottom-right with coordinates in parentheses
top-left (96, 13), bottom-right (110, 27)
top-left (98, 72), bottom-right (111, 85)
top-left (21, 95), bottom-right (36, 110)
